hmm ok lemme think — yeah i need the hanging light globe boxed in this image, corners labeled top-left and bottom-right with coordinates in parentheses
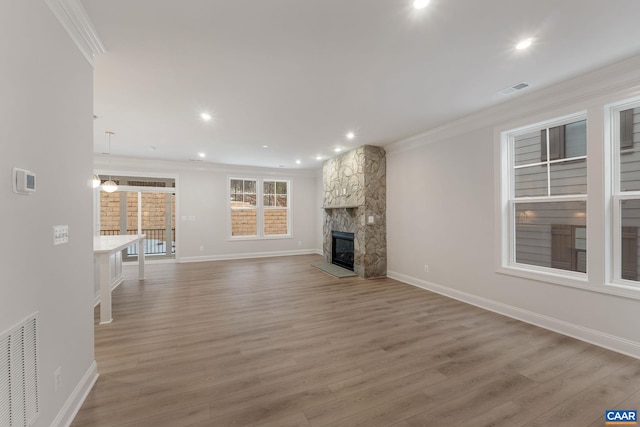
top-left (102, 180), bottom-right (118, 193)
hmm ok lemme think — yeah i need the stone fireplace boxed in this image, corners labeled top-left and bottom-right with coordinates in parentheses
top-left (322, 145), bottom-right (386, 278)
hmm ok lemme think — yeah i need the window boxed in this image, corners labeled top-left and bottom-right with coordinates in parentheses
top-left (230, 178), bottom-right (257, 236)
top-left (263, 180), bottom-right (289, 236)
top-left (504, 114), bottom-right (587, 275)
top-left (613, 104), bottom-right (640, 283)
top-left (540, 121), bottom-right (587, 162)
top-left (229, 177), bottom-right (290, 238)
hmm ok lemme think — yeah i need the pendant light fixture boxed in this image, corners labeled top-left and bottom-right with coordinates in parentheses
top-left (92, 114), bottom-right (102, 189)
top-left (102, 131), bottom-right (118, 193)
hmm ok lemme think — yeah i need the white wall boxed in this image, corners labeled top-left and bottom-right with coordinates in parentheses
top-left (0, 1), bottom-right (96, 425)
top-left (93, 157), bottom-right (321, 260)
top-left (386, 54), bottom-right (640, 358)
top-left (316, 168), bottom-right (324, 252)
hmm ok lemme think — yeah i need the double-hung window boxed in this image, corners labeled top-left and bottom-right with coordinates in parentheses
top-left (612, 102), bottom-right (640, 283)
top-left (263, 180), bottom-right (289, 236)
top-left (504, 114), bottom-right (588, 275)
top-left (229, 177), bottom-right (290, 238)
top-left (230, 178), bottom-right (257, 237)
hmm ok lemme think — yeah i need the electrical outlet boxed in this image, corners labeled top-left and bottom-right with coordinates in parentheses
top-left (298, 241), bottom-right (302, 246)
top-left (199, 246), bottom-right (205, 252)
top-left (54, 367), bottom-right (62, 392)
top-left (424, 264), bottom-right (429, 273)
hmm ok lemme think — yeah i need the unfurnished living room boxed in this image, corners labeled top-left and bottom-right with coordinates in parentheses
top-left (4, 1), bottom-right (640, 426)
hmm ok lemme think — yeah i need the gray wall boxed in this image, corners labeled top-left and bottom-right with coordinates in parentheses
top-left (385, 55), bottom-right (640, 357)
top-left (93, 157), bottom-right (320, 261)
top-left (0, 1), bottom-right (96, 425)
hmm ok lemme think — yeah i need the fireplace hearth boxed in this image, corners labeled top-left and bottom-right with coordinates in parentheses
top-left (332, 231), bottom-right (355, 271)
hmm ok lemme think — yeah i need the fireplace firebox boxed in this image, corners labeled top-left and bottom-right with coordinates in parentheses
top-left (332, 231), bottom-right (355, 271)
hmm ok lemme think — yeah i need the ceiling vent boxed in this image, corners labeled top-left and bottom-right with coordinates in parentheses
top-left (498, 82), bottom-right (530, 96)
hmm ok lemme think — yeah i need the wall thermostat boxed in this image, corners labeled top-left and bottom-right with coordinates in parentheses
top-left (13, 168), bottom-right (36, 195)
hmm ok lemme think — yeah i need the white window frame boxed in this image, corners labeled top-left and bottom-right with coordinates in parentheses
top-left (228, 176), bottom-right (292, 240)
top-left (229, 177), bottom-right (258, 239)
top-left (262, 179), bottom-right (291, 237)
top-left (497, 111), bottom-right (589, 285)
top-left (609, 98), bottom-right (640, 290)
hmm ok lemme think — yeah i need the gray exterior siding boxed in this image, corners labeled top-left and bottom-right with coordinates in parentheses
top-left (513, 109), bottom-right (640, 274)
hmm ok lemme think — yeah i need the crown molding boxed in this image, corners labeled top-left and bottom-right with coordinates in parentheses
top-left (93, 154), bottom-right (321, 178)
top-left (45, 0), bottom-right (105, 66)
top-left (385, 54), bottom-right (640, 155)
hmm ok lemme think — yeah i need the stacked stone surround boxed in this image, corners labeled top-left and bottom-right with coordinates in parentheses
top-left (322, 145), bottom-right (386, 278)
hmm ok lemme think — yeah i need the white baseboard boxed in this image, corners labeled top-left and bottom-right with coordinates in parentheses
top-left (51, 360), bottom-right (99, 427)
top-left (179, 249), bottom-right (321, 263)
top-left (387, 270), bottom-right (640, 360)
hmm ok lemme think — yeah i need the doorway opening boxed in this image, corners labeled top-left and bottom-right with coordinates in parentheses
top-left (99, 176), bottom-right (176, 260)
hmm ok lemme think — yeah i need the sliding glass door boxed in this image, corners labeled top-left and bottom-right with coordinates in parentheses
top-left (99, 176), bottom-right (176, 260)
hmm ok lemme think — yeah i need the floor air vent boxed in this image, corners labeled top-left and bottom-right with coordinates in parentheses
top-left (0, 314), bottom-right (39, 427)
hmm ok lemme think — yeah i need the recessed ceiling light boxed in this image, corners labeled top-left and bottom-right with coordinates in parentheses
top-left (413, 0), bottom-right (430, 9)
top-left (346, 132), bottom-right (355, 140)
top-left (315, 155), bottom-right (323, 161)
top-left (334, 147), bottom-right (342, 153)
top-left (295, 159), bottom-right (301, 165)
top-left (516, 38), bottom-right (534, 50)
top-left (200, 113), bottom-right (212, 121)
top-left (198, 152), bottom-right (206, 158)
top-left (261, 145), bottom-right (269, 148)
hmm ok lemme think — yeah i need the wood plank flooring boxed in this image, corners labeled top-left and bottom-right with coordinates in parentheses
top-left (72, 255), bottom-right (640, 426)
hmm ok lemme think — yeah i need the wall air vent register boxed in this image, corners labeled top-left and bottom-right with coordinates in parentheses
top-left (0, 314), bottom-right (39, 427)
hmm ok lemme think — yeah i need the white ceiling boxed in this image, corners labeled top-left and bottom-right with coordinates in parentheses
top-left (82, 0), bottom-right (640, 169)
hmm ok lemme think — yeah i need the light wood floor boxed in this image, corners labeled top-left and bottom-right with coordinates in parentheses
top-left (72, 255), bottom-right (640, 427)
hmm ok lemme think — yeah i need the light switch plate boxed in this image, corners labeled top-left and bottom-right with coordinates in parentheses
top-left (53, 225), bottom-right (69, 245)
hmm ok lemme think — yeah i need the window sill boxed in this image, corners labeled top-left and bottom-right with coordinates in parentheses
top-left (497, 263), bottom-right (588, 289)
top-left (602, 281), bottom-right (640, 300)
top-left (498, 264), bottom-right (640, 301)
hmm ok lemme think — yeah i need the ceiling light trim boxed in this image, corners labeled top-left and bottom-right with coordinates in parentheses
top-left (413, 0), bottom-right (431, 9)
top-left (44, 0), bottom-right (105, 67)
top-left (516, 38), bottom-right (534, 51)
